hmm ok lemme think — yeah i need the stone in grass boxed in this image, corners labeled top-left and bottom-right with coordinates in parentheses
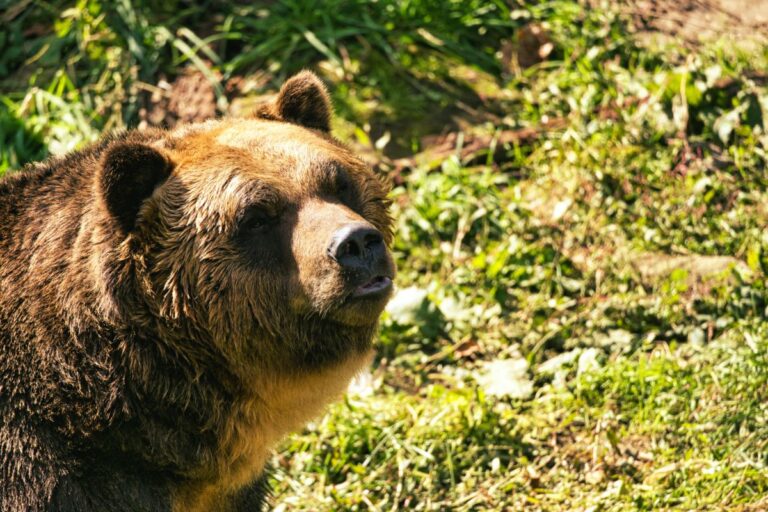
top-left (475, 358), bottom-right (534, 399)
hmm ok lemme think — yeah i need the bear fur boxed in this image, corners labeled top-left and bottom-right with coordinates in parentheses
top-left (0, 71), bottom-right (395, 512)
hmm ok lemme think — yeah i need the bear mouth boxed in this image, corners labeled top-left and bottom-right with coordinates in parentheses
top-left (351, 275), bottom-right (393, 299)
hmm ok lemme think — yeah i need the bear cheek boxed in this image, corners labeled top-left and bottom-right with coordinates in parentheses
top-left (289, 254), bottom-right (346, 315)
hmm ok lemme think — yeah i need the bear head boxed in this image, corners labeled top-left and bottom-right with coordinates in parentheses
top-left (95, 71), bottom-right (395, 379)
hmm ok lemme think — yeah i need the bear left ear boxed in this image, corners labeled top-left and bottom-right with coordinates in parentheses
top-left (274, 71), bottom-right (332, 132)
top-left (99, 141), bottom-right (173, 233)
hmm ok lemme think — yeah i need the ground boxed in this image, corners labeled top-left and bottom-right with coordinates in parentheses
top-left (1, 1), bottom-right (768, 510)
top-left (629, 0), bottom-right (768, 44)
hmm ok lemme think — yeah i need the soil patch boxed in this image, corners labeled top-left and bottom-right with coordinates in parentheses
top-left (624, 0), bottom-right (768, 45)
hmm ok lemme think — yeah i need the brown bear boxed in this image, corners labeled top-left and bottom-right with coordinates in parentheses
top-left (0, 71), bottom-right (395, 512)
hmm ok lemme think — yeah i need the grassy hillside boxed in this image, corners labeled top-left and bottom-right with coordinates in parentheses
top-left (2, 1), bottom-right (768, 510)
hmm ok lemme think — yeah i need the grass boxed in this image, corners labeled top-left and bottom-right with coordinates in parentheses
top-left (3, 0), bottom-right (768, 510)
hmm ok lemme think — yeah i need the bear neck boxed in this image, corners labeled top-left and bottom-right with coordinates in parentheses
top-left (107, 326), bottom-right (373, 505)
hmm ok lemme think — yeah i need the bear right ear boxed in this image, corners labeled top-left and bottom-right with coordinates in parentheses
top-left (273, 71), bottom-right (332, 132)
top-left (99, 142), bottom-right (172, 233)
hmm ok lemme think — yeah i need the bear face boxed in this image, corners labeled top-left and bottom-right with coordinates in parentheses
top-left (98, 72), bottom-right (395, 378)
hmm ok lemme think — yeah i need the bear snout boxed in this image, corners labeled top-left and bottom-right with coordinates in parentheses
top-left (327, 222), bottom-right (393, 300)
top-left (327, 222), bottom-right (384, 268)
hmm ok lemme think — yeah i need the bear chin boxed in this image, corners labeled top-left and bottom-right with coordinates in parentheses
top-left (331, 284), bottom-right (395, 327)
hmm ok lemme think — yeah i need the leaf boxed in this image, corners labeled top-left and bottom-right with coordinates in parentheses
top-left (551, 198), bottom-right (572, 221)
top-left (475, 358), bottom-right (533, 399)
top-left (386, 287), bottom-right (429, 325)
top-left (537, 349), bottom-right (581, 374)
top-left (577, 348), bottom-right (602, 376)
top-left (713, 103), bottom-right (747, 144)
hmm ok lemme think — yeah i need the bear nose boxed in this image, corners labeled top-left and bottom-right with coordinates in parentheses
top-left (327, 223), bottom-right (384, 267)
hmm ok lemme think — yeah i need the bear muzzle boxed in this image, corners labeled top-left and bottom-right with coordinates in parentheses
top-left (291, 199), bottom-right (395, 325)
top-left (326, 222), bottom-right (394, 300)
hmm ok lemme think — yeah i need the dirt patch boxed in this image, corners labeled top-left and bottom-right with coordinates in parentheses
top-left (624, 0), bottom-right (768, 45)
top-left (631, 253), bottom-right (751, 284)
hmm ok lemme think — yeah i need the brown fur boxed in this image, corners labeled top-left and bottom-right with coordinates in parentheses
top-left (0, 72), bottom-right (394, 512)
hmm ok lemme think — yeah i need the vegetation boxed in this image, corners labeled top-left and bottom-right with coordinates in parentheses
top-left (3, 0), bottom-right (768, 509)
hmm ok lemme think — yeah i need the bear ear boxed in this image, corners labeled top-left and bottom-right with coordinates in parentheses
top-left (274, 71), bottom-right (332, 132)
top-left (99, 142), bottom-right (172, 233)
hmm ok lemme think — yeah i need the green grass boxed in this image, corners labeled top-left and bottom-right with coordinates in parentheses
top-left (3, 0), bottom-right (768, 510)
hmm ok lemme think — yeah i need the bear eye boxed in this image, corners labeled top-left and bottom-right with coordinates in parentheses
top-left (336, 176), bottom-right (349, 195)
top-left (330, 174), bottom-right (355, 203)
top-left (240, 207), bottom-right (279, 233)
